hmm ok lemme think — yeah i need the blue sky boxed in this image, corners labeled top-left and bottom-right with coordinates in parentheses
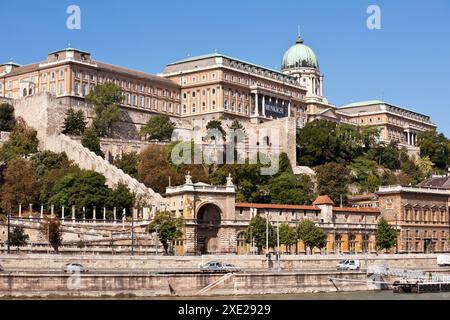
top-left (1, 0), bottom-right (449, 135)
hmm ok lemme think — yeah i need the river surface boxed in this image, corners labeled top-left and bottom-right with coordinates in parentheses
top-left (17, 290), bottom-right (449, 300)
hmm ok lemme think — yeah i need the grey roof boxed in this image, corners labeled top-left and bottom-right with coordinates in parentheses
top-left (417, 176), bottom-right (450, 189)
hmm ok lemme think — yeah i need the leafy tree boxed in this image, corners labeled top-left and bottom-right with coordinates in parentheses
top-left (0, 118), bottom-right (38, 162)
top-left (31, 151), bottom-right (71, 177)
top-left (297, 219), bottom-right (327, 254)
top-left (417, 131), bottom-right (450, 170)
top-left (268, 173), bottom-right (315, 205)
top-left (0, 103), bottom-right (15, 131)
top-left (9, 226), bottom-right (29, 247)
top-left (137, 145), bottom-right (183, 194)
top-left (401, 156), bottom-right (433, 185)
top-left (315, 162), bottom-right (351, 205)
top-left (0, 158), bottom-right (39, 212)
top-left (297, 120), bottom-right (339, 166)
top-left (278, 152), bottom-right (293, 174)
top-left (86, 83), bottom-right (123, 137)
top-left (81, 128), bottom-right (104, 157)
top-left (206, 120), bottom-right (226, 141)
top-left (296, 120), bottom-right (379, 166)
top-left (375, 218), bottom-right (397, 252)
top-left (278, 223), bottom-right (297, 253)
top-left (373, 141), bottom-right (401, 170)
top-left (350, 157), bottom-right (381, 193)
top-left (140, 114), bottom-right (175, 141)
top-left (48, 169), bottom-right (112, 218)
top-left (39, 165), bottom-right (79, 205)
top-left (113, 151), bottom-right (138, 178)
top-left (244, 215), bottom-right (275, 254)
top-left (147, 211), bottom-right (183, 255)
top-left (40, 218), bottom-right (62, 252)
top-left (62, 107), bottom-right (86, 136)
top-left (108, 183), bottom-right (135, 217)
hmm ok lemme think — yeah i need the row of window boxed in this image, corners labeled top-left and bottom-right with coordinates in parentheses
top-left (74, 70), bottom-right (180, 99)
top-left (182, 72), bottom-right (217, 85)
top-left (183, 88), bottom-right (217, 99)
top-left (405, 229), bottom-right (447, 240)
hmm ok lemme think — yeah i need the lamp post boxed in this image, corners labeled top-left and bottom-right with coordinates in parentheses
top-left (131, 214), bottom-right (135, 256)
top-left (7, 207), bottom-right (11, 254)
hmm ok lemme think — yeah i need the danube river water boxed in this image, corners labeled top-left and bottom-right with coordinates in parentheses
top-left (152, 291), bottom-right (450, 300)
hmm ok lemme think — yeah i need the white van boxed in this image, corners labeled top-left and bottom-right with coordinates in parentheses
top-left (437, 255), bottom-right (450, 266)
top-left (337, 260), bottom-right (360, 270)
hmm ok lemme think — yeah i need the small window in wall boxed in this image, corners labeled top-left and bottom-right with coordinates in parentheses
top-left (192, 103), bottom-right (196, 113)
top-left (386, 199), bottom-right (393, 209)
top-left (183, 105), bottom-right (187, 113)
top-left (154, 100), bottom-right (158, 110)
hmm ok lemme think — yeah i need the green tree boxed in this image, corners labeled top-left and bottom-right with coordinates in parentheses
top-left (350, 157), bottom-right (381, 193)
top-left (375, 218), bottom-right (397, 252)
top-left (62, 107), bottom-right (86, 136)
top-left (417, 131), bottom-right (450, 170)
top-left (278, 223), bottom-right (297, 253)
top-left (48, 169), bottom-right (112, 218)
top-left (86, 83), bottom-right (123, 137)
top-left (9, 226), bottom-right (29, 247)
top-left (244, 215), bottom-right (275, 254)
top-left (40, 218), bottom-right (62, 252)
top-left (0, 118), bottom-right (38, 162)
top-left (140, 114), bottom-right (175, 141)
top-left (81, 128), bottom-right (104, 157)
top-left (147, 211), bottom-right (183, 255)
top-left (0, 158), bottom-right (39, 212)
top-left (268, 173), bottom-right (315, 205)
top-left (0, 103), bottom-right (15, 131)
top-left (315, 162), bottom-right (351, 205)
top-left (113, 151), bottom-right (138, 178)
top-left (31, 151), bottom-right (71, 177)
top-left (297, 219), bottom-right (327, 254)
top-left (108, 183), bottom-right (135, 217)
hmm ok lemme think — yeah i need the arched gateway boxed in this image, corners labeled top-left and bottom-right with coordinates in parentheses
top-left (164, 173), bottom-right (236, 255)
top-left (196, 202), bottom-right (222, 254)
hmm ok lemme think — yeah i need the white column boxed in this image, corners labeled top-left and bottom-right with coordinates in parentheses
top-left (40, 205), bottom-right (44, 219)
top-left (29, 204), bottom-right (33, 219)
top-left (407, 131), bottom-right (411, 145)
top-left (288, 101), bottom-right (291, 117)
top-left (50, 205), bottom-right (54, 218)
top-left (113, 207), bottom-right (117, 223)
top-left (18, 204), bottom-right (22, 218)
top-left (62, 206), bottom-right (65, 220)
top-left (72, 206), bottom-right (75, 221)
top-left (93, 207), bottom-right (96, 222)
top-left (103, 207), bottom-right (106, 223)
top-left (254, 93), bottom-right (259, 116)
top-left (262, 95), bottom-right (266, 117)
top-left (83, 207), bottom-right (86, 222)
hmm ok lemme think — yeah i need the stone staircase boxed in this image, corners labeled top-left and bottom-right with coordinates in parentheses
top-left (44, 133), bottom-right (164, 205)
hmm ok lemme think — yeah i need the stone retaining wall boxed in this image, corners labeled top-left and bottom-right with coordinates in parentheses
top-left (0, 271), bottom-right (370, 298)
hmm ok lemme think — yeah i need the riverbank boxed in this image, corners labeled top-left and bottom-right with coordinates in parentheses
top-left (0, 270), bottom-right (374, 298)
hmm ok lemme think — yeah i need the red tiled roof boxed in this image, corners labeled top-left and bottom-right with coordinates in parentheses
top-left (313, 195), bottom-right (335, 206)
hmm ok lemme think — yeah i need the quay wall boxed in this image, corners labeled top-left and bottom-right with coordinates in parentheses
top-left (0, 271), bottom-right (370, 298)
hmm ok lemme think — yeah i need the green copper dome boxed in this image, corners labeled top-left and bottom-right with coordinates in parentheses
top-left (282, 36), bottom-right (319, 70)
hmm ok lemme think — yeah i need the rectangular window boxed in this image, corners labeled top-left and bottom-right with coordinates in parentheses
top-left (139, 96), bottom-right (143, 107)
top-left (132, 94), bottom-right (137, 106)
top-left (154, 99), bottom-right (158, 111)
top-left (163, 101), bottom-right (167, 112)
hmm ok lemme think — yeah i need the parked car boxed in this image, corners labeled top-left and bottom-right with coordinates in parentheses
top-left (200, 261), bottom-right (241, 272)
top-left (337, 260), bottom-right (360, 270)
top-left (437, 255), bottom-right (450, 266)
top-left (63, 263), bottom-right (88, 273)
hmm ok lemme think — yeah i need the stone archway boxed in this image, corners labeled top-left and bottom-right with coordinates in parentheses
top-left (196, 202), bottom-right (222, 255)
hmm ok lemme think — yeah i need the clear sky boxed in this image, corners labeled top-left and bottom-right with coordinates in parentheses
top-left (1, 0), bottom-right (449, 135)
